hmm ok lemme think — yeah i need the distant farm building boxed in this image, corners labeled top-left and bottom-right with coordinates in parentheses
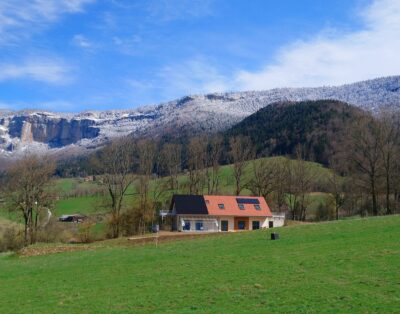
top-left (59, 214), bottom-right (87, 223)
top-left (169, 195), bottom-right (284, 232)
top-left (83, 176), bottom-right (94, 182)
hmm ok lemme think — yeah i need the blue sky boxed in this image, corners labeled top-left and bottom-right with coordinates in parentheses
top-left (0, 0), bottom-right (399, 112)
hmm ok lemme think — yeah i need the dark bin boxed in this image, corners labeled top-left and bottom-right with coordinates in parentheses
top-left (271, 233), bottom-right (279, 240)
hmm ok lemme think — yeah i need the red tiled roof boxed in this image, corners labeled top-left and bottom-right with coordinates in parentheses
top-left (204, 195), bottom-right (272, 217)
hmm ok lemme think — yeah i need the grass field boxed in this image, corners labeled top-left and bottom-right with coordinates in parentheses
top-left (0, 216), bottom-right (399, 313)
top-left (55, 195), bottom-right (106, 216)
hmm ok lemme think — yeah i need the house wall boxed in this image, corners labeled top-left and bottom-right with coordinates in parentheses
top-left (250, 217), bottom-right (268, 230)
top-left (177, 215), bottom-right (219, 232)
top-left (217, 216), bottom-right (235, 232)
top-left (262, 215), bottom-right (285, 228)
top-left (262, 218), bottom-right (270, 228)
top-left (174, 215), bottom-right (278, 232)
top-left (217, 216), bottom-right (270, 231)
top-left (234, 217), bottom-right (250, 230)
top-left (271, 215), bottom-right (285, 227)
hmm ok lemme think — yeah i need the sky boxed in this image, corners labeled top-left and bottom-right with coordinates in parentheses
top-left (0, 0), bottom-right (399, 112)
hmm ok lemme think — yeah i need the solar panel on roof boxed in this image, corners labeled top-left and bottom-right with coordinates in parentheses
top-left (236, 198), bottom-right (260, 204)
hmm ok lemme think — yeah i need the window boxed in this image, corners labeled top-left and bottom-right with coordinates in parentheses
top-left (238, 204), bottom-right (245, 210)
top-left (254, 204), bottom-right (261, 210)
top-left (218, 203), bottom-right (225, 209)
top-left (252, 221), bottom-right (260, 230)
top-left (238, 220), bottom-right (246, 230)
top-left (183, 221), bottom-right (191, 231)
top-left (221, 220), bottom-right (228, 231)
top-left (195, 221), bottom-right (204, 231)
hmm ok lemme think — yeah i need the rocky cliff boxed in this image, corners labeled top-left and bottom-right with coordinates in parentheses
top-left (6, 113), bottom-right (100, 147)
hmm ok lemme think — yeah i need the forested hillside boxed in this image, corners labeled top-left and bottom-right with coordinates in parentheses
top-left (224, 100), bottom-right (365, 165)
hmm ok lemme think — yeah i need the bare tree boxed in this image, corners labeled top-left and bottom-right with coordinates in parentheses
top-left (187, 137), bottom-right (206, 194)
top-left (296, 149), bottom-right (318, 221)
top-left (285, 148), bottom-right (317, 221)
top-left (377, 112), bottom-right (399, 214)
top-left (347, 117), bottom-right (382, 216)
top-left (284, 158), bottom-right (297, 220)
top-left (136, 139), bottom-right (157, 234)
top-left (229, 136), bottom-right (253, 195)
top-left (326, 167), bottom-right (345, 220)
top-left (161, 143), bottom-right (182, 191)
top-left (247, 158), bottom-right (275, 199)
top-left (204, 136), bottom-right (223, 195)
top-left (270, 158), bottom-right (288, 213)
top-left (5, 155), bottom-right (55, 244)
top-left (95, 137), bottom-right (135, 238)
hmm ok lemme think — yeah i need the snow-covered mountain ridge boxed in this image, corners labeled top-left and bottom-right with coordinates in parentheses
top-left (1, 76), bottom-right (400, 158)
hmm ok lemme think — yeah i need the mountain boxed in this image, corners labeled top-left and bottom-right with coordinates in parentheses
top-left (224, 100), bottom-right (366, 165)
top-left (1, 76), bottom-right (400, 158)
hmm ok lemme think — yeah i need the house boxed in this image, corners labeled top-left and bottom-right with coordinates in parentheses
top-left (83, 176), bottom-right (94, 182)
top-left (169, 195), bottom-right (284, 232)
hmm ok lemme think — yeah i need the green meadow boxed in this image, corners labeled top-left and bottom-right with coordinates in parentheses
top-left (0, 215), bottom-right (399, 313)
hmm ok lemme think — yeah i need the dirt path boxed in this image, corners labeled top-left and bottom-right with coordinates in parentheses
top-left (18, 245), bottom-right (94, 257)
top-left (17, 232), bottom-right (228, 257)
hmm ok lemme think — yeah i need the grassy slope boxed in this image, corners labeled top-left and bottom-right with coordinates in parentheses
top-left (0, 216), bottom-right (399, 313)
top-left (55, 196), bottom-right (105, 216)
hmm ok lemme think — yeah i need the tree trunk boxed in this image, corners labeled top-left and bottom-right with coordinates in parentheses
top-left (371, 178), bottom-right (378, 216)
top-left (336, 202), bottom-right (339, 220)
top-left (24, 215), bottom-right (28, 244)
top-left (386, 174), bottom-right (391, 215)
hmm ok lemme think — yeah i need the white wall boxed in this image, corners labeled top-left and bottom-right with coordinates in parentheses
top-left (269, 215), bottom-right (285, 228)
top-left (261, 216), bottom-right (285, 228)
top-left (250, 217), bottom-right (268, 230)
top-left (261, 217), bottom-right (270, 228)
top-left (218, 216), bottom-right (235, 232)
top-left (176, 215), bottom-right (283, 232)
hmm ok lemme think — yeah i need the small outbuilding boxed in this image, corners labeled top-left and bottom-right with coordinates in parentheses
top-left (58, 214), bottom-right (87, 223)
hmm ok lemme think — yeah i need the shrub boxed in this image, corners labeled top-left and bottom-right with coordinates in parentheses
top-left (0, 227), bottom-right (24, 252)
top-left (315, 200), bottom-right (335, 221)
top-left (36, 219), bottom-right (76, 243)
top-left (78, 219), bottom-right (95, 243)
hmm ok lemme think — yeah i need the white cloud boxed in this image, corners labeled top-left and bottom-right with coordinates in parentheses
top-left (0, 0), bottom-right (95, 44)
top-left (0, 59), bottom-right (72, 84)
top-left (131, 0), bottom-right (400, 100)
top-left (72, 34), bottom-right (92, 48)
top-left (233, 0), bottom-right (400, 90)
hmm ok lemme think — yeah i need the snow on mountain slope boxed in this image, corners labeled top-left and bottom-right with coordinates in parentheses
top-left (1, 76), bottom-right (400, 158)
